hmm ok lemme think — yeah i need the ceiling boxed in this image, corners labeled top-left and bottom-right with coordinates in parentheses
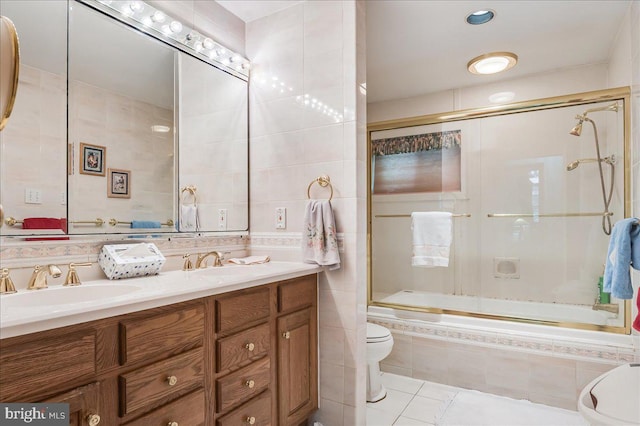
top-left (217, 0), bottom-right (632, 104)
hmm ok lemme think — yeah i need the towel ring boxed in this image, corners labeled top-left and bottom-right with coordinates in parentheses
top-left (307, 175), bottom-right (333, 201)
top-left (181, 186), bottom-right (197, 204)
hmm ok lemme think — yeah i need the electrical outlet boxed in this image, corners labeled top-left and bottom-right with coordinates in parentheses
top-left (61, 191), bottom-right (67, 205)
top-left (25, 188), bottom-right (42, 204)
top-left (275, 207), bottom-right (286, 229)
top-left (218, 209), bottom-right (227, 230)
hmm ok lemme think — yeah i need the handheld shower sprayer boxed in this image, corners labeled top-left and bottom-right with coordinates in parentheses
top-left (567, 102), bottom-right (620, 235)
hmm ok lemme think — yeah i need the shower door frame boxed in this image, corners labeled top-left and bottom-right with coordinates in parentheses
top-left (367, 86), bottom-right (632, 334)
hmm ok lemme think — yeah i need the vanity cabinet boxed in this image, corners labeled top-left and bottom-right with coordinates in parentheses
top-left (0, 273), bottom-right (318, 425)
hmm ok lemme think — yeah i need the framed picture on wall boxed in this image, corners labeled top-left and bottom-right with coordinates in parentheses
top-left (107, 168), bottom-right (131, 199)
top-left (79, 142), bottom-right (106, 176)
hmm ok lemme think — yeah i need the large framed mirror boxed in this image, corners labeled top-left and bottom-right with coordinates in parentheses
top-left (0, 0), bottom-right (249, 238)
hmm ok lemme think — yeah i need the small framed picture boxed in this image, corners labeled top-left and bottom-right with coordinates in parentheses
top-left (107, 168), bottom-right (131, 199)
top-left (79, 142), bottom-right (106, 176)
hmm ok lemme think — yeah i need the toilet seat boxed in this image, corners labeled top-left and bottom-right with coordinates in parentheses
top-left (367, 322), bottom-right (391, 343)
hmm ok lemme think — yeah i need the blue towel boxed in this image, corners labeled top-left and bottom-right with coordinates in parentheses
top-left (130, 220), bottom-right (161, 229)
top-left (603, 218), bottom-right (640, 299)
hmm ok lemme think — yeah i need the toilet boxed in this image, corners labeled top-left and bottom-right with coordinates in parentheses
top-left (366, 322), bottom-right (394, 402)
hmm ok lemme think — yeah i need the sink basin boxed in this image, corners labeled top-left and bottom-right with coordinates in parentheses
top-left (1, 284), bottom-right (141, 308)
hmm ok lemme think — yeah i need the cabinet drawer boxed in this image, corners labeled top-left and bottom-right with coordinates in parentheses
top-left (216, 390), bottom-right (271, 426)
top-left (278, 275), bottom-right (316, 313)
top-left (120, 304), bottom-right (204, 365)
top-left (217, 323), bottom-right (270, 373)
top-left (216, 287), bottom-right (270, 333)
top-left (119, 348), bottom-right (203, 416)
top-left (124, 388), bottom-right (205, 426)
top-left (0, 330), bottom-right (96, 401)
top-left (216, 356), bottom-right (271, 413)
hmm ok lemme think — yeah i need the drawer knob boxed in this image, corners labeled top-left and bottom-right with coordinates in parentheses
top-left (167, 375), bottom-right (178, 386)
top-left (246, 416), bottom-right (256, 425)
top-left (245, 379), bottom-right (255, 389)
top-left (167, 422), bottom-right (178, 426)
top-left (282, 331), bottom-right (291, 339)
top-left (86, 413), bottom-right (101, 426)
top-left (245, 342), bottom-right (255, 351)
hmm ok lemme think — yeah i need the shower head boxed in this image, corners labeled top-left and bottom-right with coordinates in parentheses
top-left (569, 102), bottom-right (619, 136)
top-left (566, 156), bottom-right (616, 171)
top-left (569, 119), bottom-right (583, 136)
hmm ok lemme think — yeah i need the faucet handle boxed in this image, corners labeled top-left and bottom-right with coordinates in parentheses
top-left (183, 254), bottom-right (194, 271)
top-left (64, 262), bottom-right (92, 286)
top-left (0, 268), bottom-right (17, 294)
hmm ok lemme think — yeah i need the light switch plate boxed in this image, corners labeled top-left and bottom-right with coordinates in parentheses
top-left (275, 207), bottom-right (286, 229)
top-left (218, 209), bottom-right (227, 230)
top-left (25, 188), bottom-right (42, 204)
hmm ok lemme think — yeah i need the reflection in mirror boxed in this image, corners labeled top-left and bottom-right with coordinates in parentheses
top-left (179, 53), bottom-right (248, 232)
top-left (0, 1), bottom-right (68, 237)
top-left (68, 2), bottom-right (175, 234)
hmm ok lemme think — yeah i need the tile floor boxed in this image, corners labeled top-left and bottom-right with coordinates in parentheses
top-left (366, 373), bottom-right (587, 426)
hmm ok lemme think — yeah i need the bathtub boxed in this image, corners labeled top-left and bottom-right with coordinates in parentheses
top-left (377, 290), bottom-right (620, 326)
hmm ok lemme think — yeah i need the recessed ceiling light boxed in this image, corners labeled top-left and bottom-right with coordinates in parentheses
top-left (467, 52), bottom-right (518, 75)
top-left (466, 9), bottom-right (495, 25)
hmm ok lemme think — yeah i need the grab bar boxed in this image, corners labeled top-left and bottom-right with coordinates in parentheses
top-left (375, 213), bottom-right (471, 218)
top-left (487, 212), bottom-right (613, 218)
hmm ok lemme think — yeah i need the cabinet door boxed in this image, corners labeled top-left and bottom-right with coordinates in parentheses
top-left (277, 308), bottom-right (317, 426)
top-left (42, 382), bottom-right (101, 426)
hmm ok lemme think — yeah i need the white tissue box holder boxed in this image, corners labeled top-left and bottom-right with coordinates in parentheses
top-left (98, 243), bottom-right (166, 280)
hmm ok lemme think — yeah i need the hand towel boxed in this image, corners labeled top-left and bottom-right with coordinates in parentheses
top-left (603, 218), bottom-right (640, 299)
top-left (228, 255), bottom-right (271, 265)
top-left (411, 212), bottom-right (452, 267)
top-left (180, 204), bottom-right (199, 232)
top-left (130, 220), bottom-right (161, 229)
top-left (634, 290), bottom-right (640, 332)
top-left (23, 217), bottom-right (69, 241)
top-left (302, 200), bottom-right (340, 270)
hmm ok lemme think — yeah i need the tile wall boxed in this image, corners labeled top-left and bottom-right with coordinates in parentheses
top-left (245, 1), bottom-right (367, 424)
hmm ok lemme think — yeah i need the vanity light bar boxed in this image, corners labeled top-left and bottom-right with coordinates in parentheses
top-left (82, 0), bottom-right (250, 78)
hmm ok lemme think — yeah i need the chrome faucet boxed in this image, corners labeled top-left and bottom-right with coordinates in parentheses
top-left (27, 264), bottom-right (62, 290)
top-left (195, 251), bottom-right (224, 268)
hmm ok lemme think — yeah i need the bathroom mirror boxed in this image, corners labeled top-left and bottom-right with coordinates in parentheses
top-left (0, 0), bottom-right (249, 237)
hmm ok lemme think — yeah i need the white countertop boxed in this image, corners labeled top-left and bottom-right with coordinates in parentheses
top-left (0, 261), bottom-right (322, 339)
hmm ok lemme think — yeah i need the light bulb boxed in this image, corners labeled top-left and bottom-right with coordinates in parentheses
top-left (129, 1), bottom-right (143, 12)
top-left (169, 20), bottom-right (183, 33)
top-left (151, 10), bottom-right (165, 23)
top-left (203, 38), bottom-right (214, 50)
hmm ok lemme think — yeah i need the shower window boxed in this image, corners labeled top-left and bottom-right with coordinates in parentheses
top-left (368, 88), bottom-right (631, 333)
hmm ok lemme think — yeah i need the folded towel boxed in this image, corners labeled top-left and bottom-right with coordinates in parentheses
top-left (411, 212), bottom-right (452, 267)
top-left (23, 217), bottom-right (65, 231)
top-left (180, 204), bottom-right (199, 232)
top-left (131, 220), bottom-right (161, 229)
top-left (302, 200), bottom-right (340, 270)
top-left (603, 218), bottom-right (640, 299)
top-left (228, 256), bottom-right (271, 265)
top-left (23, 217), bottom-right (69, 241)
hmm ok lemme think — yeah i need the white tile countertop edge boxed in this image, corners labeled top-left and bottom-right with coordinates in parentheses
top-left (0, 261), bottom-right (323, 339)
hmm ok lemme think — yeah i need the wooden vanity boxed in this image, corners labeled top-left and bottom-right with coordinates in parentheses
top-left (0, 273), bottom-right (318, 426)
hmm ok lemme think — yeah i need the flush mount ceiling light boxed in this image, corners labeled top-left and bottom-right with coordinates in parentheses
top-left (466, 9), bottom-right (495, 25)
top-left (467, 52), bottom-right (518, 75)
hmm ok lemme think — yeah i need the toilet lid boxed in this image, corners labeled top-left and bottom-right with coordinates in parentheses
top-left (367, 322), bottom-right (391, 342)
